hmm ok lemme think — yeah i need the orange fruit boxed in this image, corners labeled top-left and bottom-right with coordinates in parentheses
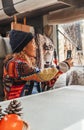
top-left (0, 114), bottom-right (23, 130)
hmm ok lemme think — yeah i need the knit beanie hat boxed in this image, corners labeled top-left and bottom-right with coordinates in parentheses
top-left (9, 30), bottom-right (34, 53)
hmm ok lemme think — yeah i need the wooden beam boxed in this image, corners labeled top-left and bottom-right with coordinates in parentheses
top-left (58, 0), bottom-right (84, 6)
top-left (58, 0), bottom-right (76, 6)
top-left (0, 0), bottom-right (60, 22)
top-left (47, 6), bottom-right (84, 24)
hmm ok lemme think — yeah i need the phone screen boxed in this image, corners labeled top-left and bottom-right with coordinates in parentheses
top-left (67, 50), bottom-right (72, 59)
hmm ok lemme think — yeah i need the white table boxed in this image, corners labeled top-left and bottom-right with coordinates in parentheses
top-left (0, 85), bottom-right (84, 130)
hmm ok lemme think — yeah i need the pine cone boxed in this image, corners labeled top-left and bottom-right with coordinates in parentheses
top-left (4, 100), bottom-right (23, 116)
top-left (0, 106), bottom-right (5, 119)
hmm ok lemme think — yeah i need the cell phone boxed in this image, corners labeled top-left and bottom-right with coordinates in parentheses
top-left (67, 50), bottom-right (72, 59)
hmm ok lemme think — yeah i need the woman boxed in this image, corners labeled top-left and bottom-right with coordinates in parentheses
top-left (3, 30), bottom-right (58, 100)
top-left (3, 30), bottom-right (38, 100)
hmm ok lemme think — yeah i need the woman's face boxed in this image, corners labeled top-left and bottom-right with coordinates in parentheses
top-left (23, 38), bottom-right (37, 57)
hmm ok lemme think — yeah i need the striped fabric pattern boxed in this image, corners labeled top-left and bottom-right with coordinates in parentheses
top-left (5, 84), bottom-right (24, 100)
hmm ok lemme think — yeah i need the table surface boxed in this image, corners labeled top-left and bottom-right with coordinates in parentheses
top-left (0, 85), bottom-right (84, 130)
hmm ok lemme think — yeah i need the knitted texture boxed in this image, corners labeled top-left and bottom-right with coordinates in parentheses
top-left (10, 30), bottom-right (33, 53)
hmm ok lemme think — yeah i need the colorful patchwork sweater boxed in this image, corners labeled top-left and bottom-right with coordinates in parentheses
top-left (3, 57), bottom-right (39, 100)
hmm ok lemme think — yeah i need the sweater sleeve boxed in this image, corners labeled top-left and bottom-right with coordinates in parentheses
top-left (7, 61), bottom-right (15, 78)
